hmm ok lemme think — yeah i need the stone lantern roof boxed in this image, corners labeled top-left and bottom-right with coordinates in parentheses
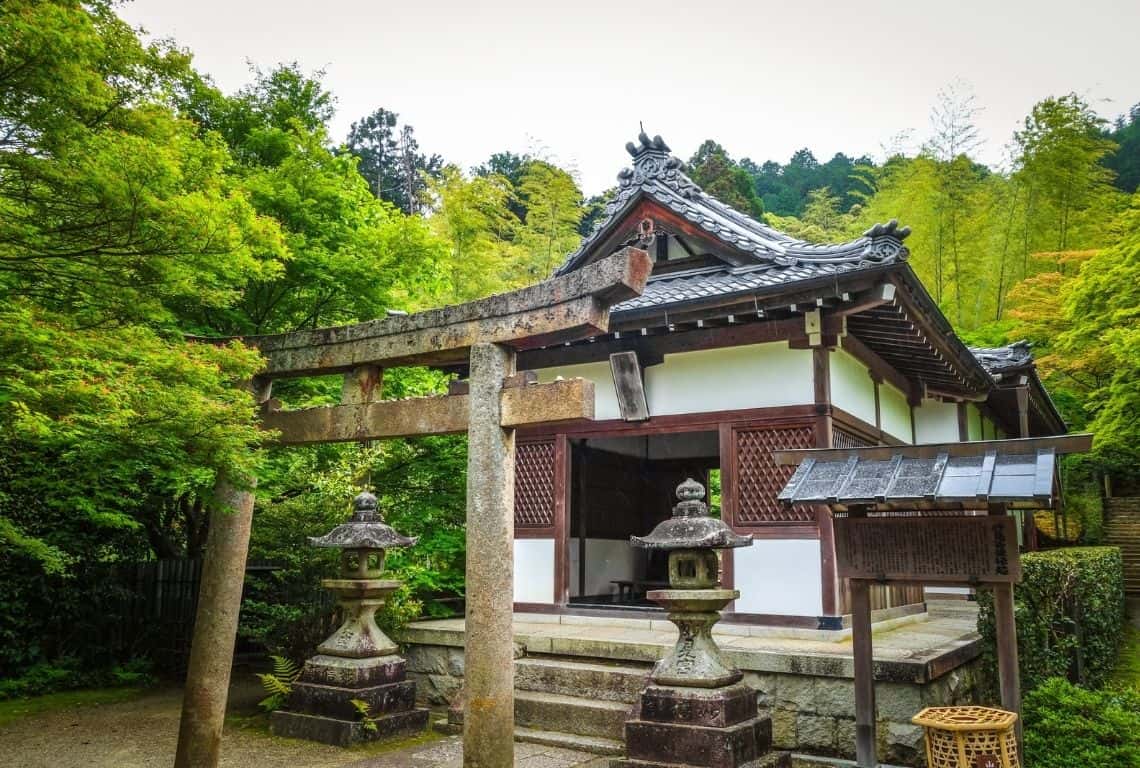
top-left (308, 491), bottom-right (418, 550)
top-left (631, 478), bottom-right (752, 550)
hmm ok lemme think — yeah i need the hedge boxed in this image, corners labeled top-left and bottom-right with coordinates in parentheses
top-left (977, 546), bottom-right (1126, 692)
top-left (1023, 678), bottom-right (1140, 767)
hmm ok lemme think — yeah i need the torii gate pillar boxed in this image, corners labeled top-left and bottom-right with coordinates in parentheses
top-left (464, 342), bottom-right (517, 767)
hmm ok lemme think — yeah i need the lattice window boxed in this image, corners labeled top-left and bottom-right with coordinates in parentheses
top-left (833, 428), bottom-right (873, 450)
top-left (514, 439), bottom-right (555, 528)
top-left (735, 425), bottom-right (816, 525)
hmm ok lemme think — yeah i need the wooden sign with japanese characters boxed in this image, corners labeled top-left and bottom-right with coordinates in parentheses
top-left (834, 516), bottom-right (1021, 584)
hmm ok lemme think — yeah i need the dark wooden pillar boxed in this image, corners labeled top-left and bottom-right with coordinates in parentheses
top-left (1015, 386), bottom-right (1030, 438)
top-left (813, 347), bottom-right (840, 615)
top-left (957, 401), bottom-right (969, 441)
top-left (850, 578), bottom-right (876, 767)
top-left (718, 423), bottom-right (736, 600)
top-left (812, 346), bottom-right (832, 448)
top-left (553, 434), bottom-right (571, 606)
top-left (871, 374), bottom-right (883, 444)
top-left (994, 582), bottom-right (1023, 748)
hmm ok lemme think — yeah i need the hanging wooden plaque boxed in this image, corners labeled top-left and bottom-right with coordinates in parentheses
top-left (834, 516), bottom-right (1021, 584)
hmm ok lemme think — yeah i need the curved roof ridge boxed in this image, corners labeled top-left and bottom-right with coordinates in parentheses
top-left (556, 132), bottom-right (911, 274)
top-left (969, 340), bottom-right (1035, 374)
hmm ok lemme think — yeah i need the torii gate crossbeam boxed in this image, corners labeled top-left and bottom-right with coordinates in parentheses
top-left (173, 247), bottom-right (651, 768)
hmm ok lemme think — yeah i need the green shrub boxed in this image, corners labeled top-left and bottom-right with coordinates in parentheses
top-left (1023, 678), bottom-right (1140, 767)
top-left (0, 657), bottom-right (154, 700)
top-left (978, 547), bottom-right (1126, 691)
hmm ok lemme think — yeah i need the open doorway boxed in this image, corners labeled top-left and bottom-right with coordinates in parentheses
top-left (568, 430), bottom-right (720, 608)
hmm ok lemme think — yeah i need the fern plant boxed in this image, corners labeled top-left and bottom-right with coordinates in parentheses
top-left (350, 698), bottom-right (378, 733)
top-left (256, 655), bottom-right (300, 713)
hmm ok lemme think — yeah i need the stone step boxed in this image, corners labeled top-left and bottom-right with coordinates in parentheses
top-left (515, 689), bottom-right (633, 741)
top-left (515, 656), bottom-right (651, 703)
top-left (924, 601), bottom-right (980, 619)
top-left (514, 725), bottom-right (626, 756)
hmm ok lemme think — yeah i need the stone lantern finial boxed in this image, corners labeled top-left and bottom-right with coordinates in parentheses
top-left (351, 490), bottom-right (379, 521)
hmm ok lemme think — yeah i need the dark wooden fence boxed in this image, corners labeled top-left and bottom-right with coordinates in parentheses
top-left (90, 558), bottom-right (283, 677)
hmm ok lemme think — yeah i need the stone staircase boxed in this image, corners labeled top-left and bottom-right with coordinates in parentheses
top-left (1105, 498), bottom-right (1140, 594)
top-left (437, 654), bottom-right (652, 755)
top-left (514, 655), bottom-right (650, 755)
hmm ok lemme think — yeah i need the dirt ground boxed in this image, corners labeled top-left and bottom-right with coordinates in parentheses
top-left (0, 678), bottom-right (606, 768)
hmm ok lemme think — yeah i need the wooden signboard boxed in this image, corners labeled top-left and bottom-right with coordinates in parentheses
top-left (974, 755), bottom-right (999, 768)
top-left (834, 516), bottom-right (1021, 584)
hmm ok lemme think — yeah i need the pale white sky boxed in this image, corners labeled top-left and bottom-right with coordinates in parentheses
top-left (120, 0), bottom-right (1139, 194)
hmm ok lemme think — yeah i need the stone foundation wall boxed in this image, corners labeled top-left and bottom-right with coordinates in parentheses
top-left (403, 643), bottom-right (466, 705)
top-left (743, 660), bottom-right (983, 766)
top-left (400, 642), bottom-right (984, 767)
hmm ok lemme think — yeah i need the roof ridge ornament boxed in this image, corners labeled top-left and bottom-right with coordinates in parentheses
top-left (858, 218), bottom-right (912, 262)
top-left (617, 130), bottom-right (702, 200)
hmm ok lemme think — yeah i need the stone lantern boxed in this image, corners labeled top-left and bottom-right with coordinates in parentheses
top-left (270, 491), bottom-right (429, 746)
top-left (615, 478), bottom-right (790, 768)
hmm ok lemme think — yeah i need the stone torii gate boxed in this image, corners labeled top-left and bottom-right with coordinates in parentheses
top-left (173, 248), bottom-right (652, 768)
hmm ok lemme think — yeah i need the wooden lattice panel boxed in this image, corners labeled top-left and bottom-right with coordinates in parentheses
top-left (514, 439), bottom-right (555, 528)
top-left (735, 425), bottom-right (816, 525)
top-left (833, 428), bottom-right (873, 450)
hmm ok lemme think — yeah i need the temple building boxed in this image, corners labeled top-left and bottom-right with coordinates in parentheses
top-left (501, 133), bottom-right (1064, 625)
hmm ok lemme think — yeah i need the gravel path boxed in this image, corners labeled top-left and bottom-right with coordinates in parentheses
top-left (0, 680), bottom-right (605, 768)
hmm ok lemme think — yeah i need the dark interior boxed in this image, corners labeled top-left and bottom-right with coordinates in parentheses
top-left (568, 431), bottom-right (719, 608)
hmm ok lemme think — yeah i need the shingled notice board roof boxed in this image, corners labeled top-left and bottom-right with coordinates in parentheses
top-left (773, 435), bottom-right (1092, 511)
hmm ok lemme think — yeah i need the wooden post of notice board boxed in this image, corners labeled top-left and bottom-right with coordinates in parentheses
top-left (836, 515), bottom-right (1024, 767)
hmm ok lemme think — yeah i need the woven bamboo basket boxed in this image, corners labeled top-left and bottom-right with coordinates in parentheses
top-left (911, 706), bottom-right (1020, 768)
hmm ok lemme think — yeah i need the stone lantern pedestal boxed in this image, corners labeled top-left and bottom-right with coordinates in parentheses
top-left (613, 480), bottom-right (790, 768)
top-left (270, 492), bottom-right (429, 746)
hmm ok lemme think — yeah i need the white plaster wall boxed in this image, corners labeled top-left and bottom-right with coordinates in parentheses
top-left (968, 405), bottom-right (983, 441)
top-left (513, 538), bottom-right (555, 604)
top-left (830, 350), bottom-right (877, 427)
top-left (880, 383), bottom-right (913, 443)
top-left (645, 344), bottom-right (814, 416)
top-left (536, 362), bottom-right (621, 420)
top-left (733, 540), bottom-right (823, 616)
top-left (914, 399), bottom-right (959, 443)
top-left (568, 538), bottom-right (638, 597)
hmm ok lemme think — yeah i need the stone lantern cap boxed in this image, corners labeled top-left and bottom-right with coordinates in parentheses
top-left (308, 491), bottom-right (418, 550)
top-left (631, 478), bottom-right (752, 551)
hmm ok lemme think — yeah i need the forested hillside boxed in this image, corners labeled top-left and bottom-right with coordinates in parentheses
top-left (1, 0), bottom-right (1137, 690)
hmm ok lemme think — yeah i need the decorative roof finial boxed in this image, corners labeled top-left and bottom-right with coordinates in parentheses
top-left (352, 490), bottom-right (379, 522)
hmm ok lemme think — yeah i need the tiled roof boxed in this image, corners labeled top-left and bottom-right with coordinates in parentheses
top-left (611, 262), bottom-right (869, 314)
top-left (969, 341), bottom-right (1035, 376)
top-left (557, 132), bottom-right (911, 275)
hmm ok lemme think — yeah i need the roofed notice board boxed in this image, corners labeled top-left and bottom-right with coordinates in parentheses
top-left (835, 516), bottom-right (1021, 584)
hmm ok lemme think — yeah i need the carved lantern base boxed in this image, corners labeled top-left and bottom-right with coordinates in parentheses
top-left (647, 588), bottom-right (741, 688)
top-left (270, 579), bottom-right (429, 745)
top-left (614, 683), bottom-right (790, 768)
